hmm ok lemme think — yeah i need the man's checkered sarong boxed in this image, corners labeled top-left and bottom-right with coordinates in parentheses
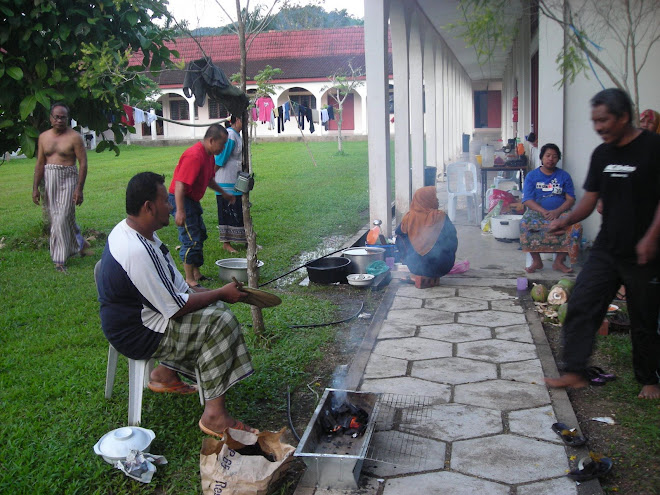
top-left (152, 301), bottom-right (253, 400)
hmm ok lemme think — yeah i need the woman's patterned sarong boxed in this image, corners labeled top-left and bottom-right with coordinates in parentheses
top-left (519, 209), bottom-right (582, 264)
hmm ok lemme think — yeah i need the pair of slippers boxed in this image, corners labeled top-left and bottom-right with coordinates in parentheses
top-left (552, 423), bottom-right (613, 481)
top-left (586, 366), bottom-right (616, 386)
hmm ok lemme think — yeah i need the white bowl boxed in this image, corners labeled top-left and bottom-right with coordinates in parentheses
top-left (93, 426), bottom-right (155, 465)
top-left (347, 273), bottom-right (375, 287)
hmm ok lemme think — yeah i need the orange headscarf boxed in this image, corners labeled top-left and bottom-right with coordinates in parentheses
top-left (399, 186), bottom-right (447, 256)
top-left (640, 109), bottom-right (660, 134)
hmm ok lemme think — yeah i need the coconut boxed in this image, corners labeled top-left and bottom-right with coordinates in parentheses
top-left (531, 283), bottom-right (549, 302)
top-left (548, 284), bottom-right (571, 305)
top-left (556, 278), bottom-right (575, 291)
top-left (557, 303), bottom-right (568, 324)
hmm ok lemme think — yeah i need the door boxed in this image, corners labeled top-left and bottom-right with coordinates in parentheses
top-left (329, 94), bottom-right (354, 130)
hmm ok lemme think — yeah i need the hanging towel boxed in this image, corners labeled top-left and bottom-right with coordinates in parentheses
top-left (284, 101), bottom-right (290, 122)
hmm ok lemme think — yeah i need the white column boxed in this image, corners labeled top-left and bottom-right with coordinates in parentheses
top-left (538, 5), bottom-right (564, 150)
top-left (188, 98), bottom-right (196, 138)
top-left (150, 108), bottom-right (157, 140)
top-left (409, 13), bottom-right (424, 194)
top-left (390, 0), bottom-right (412, 223)
top-left (519, 12), bottom-right (531, 146)
top-left (443, 48), bottom-right (450, 165)
top-left (435, 43), bottom-right (445, 178)
top-left (364, 0), bottom-right (392, 236)
top-left (423, 31), bottom-right (436, 172)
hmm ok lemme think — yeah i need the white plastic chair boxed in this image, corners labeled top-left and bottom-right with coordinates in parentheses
top-left (95, 261), bottom-right (204, 426)
top-left (446, 161), bottom-right (479, 223)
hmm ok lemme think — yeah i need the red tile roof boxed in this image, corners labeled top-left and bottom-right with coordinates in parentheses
top-left (134, 26), bottom-right (392, 85)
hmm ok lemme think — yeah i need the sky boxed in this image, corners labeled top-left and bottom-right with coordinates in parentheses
top-left (165, 0), bottom-right (364, 30)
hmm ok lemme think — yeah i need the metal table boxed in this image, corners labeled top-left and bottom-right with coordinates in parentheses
top-left (480, 165), bottom-right (528, 219)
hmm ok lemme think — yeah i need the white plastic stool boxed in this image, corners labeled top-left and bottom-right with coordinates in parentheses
top-left (105, 344), bottom-right (205, 426)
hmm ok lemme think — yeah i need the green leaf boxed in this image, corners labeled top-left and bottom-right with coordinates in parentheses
top-left (19, 133), bottom-right (36, 158)
top-left (125, 11), bottom-right (138, 26)
top-left (0, 5), bottom-right (13, 17)
top-left (7, 66), bottom-right (24, 80)
top-left (19, 95), bottom-right (37, 120)
top-left (0, 64), bottom-right (4, 78)
top-left (25, 126), bottom-right (40, 138)
top-left (35, 90), bottom-right (50, 110)
top-left (0, 119), bottom-right (13, 129)
top-left (59, 24), bottom-right (71, 41)
top-left (95, 140), bottom-right (109, 153)
top-left (35, 60), bottom-right (47, 79)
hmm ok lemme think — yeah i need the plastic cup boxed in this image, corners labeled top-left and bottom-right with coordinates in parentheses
top-left (475, 154), bottom-right (482, 166)
top-left (516, 277), bottom-right (528, 291)
top-left (385, 257), bottom-right (395, 270)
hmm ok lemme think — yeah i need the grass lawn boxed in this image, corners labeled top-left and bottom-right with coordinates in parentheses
top-left (0, 140), bottom-right (371, 494)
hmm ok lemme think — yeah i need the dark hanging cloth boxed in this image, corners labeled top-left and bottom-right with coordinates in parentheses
top-left (183, 57), bottom-right (249, 117)
top-left (305, 107), bottom-right (315, 133)
top-left (298, 105), bottom-right (306, 130)
top-left (327, 105), bottom-right (335, 120)
top-left (277, 106), bottom-right (284, 133)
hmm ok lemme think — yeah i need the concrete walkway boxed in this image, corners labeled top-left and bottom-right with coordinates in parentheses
top-left (295, 215), bottom-right (603, 495)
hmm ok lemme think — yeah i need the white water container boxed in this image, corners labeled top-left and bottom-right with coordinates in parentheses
top-left (480, 145), bottom-right (494, 167)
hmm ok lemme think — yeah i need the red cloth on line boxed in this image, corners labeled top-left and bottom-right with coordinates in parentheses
top-left (121, 104), bottom-right (134, 126)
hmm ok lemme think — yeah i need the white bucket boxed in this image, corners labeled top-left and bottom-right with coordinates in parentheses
top-left (491, 214), bottom-right (522, 239)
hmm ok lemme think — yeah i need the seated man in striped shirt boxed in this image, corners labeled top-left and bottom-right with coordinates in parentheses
top-left (97, 171), bottom-right (257, 436)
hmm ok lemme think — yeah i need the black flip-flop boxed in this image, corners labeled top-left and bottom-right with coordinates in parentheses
top-left (197, 275), bottom-right (209, 281)
top-left (587, 366), bottom-right (616, 382)
top-left (586, 367), bottom-right (610, 386)
top-left (567, 456), bottom-right (613, 481)
top-left (551, 422), bottom-right (587, 447)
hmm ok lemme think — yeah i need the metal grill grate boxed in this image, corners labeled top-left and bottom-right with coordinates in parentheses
top-left (365, 394), bottom-right (435, 469)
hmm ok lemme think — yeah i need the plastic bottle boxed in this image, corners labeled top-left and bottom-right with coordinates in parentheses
top-left (366, 220), bottom-right (382, 245)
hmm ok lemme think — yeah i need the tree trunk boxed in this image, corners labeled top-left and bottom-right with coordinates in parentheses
top-left (236, 0), bottom-right (265, 335)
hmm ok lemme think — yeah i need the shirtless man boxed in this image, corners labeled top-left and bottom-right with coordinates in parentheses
top-left (32, 103), bottom-right (90, 272)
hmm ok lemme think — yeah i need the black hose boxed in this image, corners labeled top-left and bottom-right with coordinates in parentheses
top-left (258, 247), bottom-right (347, 287)
top-left (289, 302), bottom-right (364, 328)
top-left (287, 386), bottom-right (301, 441)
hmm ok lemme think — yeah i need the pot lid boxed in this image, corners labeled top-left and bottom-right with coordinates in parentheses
top-left (94, 427), bottom-right (155, 459)
top-left (343, 247), bottom-right (385, 256)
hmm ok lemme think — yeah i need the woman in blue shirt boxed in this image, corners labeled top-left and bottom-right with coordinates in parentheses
top-left (520, 143), bottom-right (582, 273)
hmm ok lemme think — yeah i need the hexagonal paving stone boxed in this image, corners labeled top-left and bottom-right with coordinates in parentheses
top-left (458, 287), bottom-right (516, 301)
top-left (378, 321), bottom-right (416, 339)
top-left (364, 355), bottom-right (408, 379)
top-left (386, 308), bottom-right (455, 325)
top-left (501, 359), bottom-right (545, 383)
top-left (360, 376), bottom-right (451, 400)
top-left (457, 339), bottom-right (537, 363)
top-left (400, 403), bottom-right (502, 441)
top-left (418, 323), bottom-right (491, 342)
top-left (458, 310), bottom-right (526, 327)
top-left (451, 434), bottom-right (568, 483)
top-left (425, 297), bottom-right (489, 312)
top-left (362, 430), bottom-right (446, 477)
top-left (455, 380), bottom-right (550, 410)
top-left (390, 295), bottom-right (423, 310)
top-left (509, 405), bottom-right (562, 444)
top-left (373, 337), bottom-right (452, 361)
top-left (517, 477), bottom-right (578, 495)
top-left (396, 285), bottom-right (457, 299)
top-left (495, 324), bottom-right (533, 343)
top-left (412, 357), bottom-right (497, 384)
top-left (490, 299), bottom-right (524, 313)
top-left (383, 471), bottom-right (509, 495)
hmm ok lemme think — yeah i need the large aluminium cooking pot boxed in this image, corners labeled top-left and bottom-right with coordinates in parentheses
top-left (216, 258), bottom-right (264, 283)
top-left (305, 257), bottom-right (351, 284)
top-left (342, 247), bottom-right (386, 274)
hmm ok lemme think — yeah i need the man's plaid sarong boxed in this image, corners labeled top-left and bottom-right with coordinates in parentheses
top-left (152, 301), bottom-right (253, 400)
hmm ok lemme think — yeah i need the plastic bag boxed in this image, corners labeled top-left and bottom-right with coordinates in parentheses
top-left (481, 200), bottom-right (503, 232)
top-left (487, 189), bottom-right (517, 213)
top-left (367, 260), bottom-right (389, 276)
top-left (448, 260), bottom-right (470, 274)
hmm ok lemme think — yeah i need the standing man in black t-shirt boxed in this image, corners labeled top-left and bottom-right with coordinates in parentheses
top-left (545, 88), bottom-right (660, 399)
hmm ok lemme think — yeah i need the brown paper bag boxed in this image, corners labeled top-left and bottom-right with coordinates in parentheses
top-left (200, 428), bottom-right (295, 495)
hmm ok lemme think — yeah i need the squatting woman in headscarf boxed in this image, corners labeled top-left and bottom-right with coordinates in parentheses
top-left (395, 186), bottom-right (458, 289)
